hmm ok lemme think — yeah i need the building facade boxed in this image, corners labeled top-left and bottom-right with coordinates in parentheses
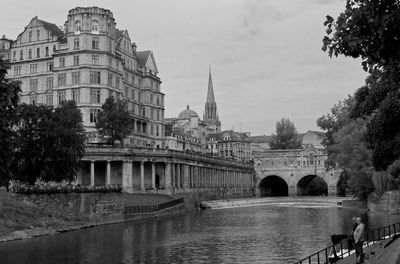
top-left (206, 130), bottom-right (252, 162)
top-left (5, 7), bottom-right (165, 148)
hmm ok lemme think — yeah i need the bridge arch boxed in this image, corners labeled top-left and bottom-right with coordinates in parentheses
top-left (297, 175), bottom-right (328, 196)
top-left (258, 175), bottom-right (289, 197)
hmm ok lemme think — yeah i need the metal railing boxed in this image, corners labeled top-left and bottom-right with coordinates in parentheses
top-left (123, 198), bottom-right (184, 215)
top-left (294, 222), bottom-right (400, 264)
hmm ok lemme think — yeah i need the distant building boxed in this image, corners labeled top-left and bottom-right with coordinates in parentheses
top-left (166, 68), bottom-right (221, 148)
top-left (206, 130), bottom-right (252, 161)
top-left (0, 35), bottom-right (12, 60)
top-left (5, 7), bottom-right (165, 148)
top-left (250, 130), bottom-right (325, 154)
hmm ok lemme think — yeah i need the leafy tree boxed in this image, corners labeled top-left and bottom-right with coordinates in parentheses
top-left (13, 104), bottom-right (53, 185)
top-left (0, 58), bottom-right (20, 191)
top-left (269, 118), bottom-right (302, 150)
top-left (13, 101), bottom-right (85, 185)
top-left (96, 96), bottom-right (134, 145)
top-left (322, 0), bottom-right (400, 172)
top-left (42, 101), bottom-right (85, 182)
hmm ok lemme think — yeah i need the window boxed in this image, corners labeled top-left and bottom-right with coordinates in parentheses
top-left (72, 89), bottom-right (80, 104)
top-left (59, 57), bottom-right (65, 68)
top-left (156, 125), bottom-right (160, 137)
top-left (73, 38), bottom-right (79, 50)
top-left (150, 94), bottom-right (153, 104)
top-left (108, 73), bottom-right (113, 87)
top-left (90, 71), bottom-right (101, 84)
top-left (131, 89), bottom-right (135, 100)
top-left (91, 20), bottom-right (99, 32)
top-left (132, 75), bottom-right (135, 84)
top-left (157, 110), bottom-right (160, 121)
top-left (46, 93), bottom-right (53, 106)
top-left (150, 124), bottom-right (154, 135)
top-left (53, 45), bottom-right (56, 52)
top-left (92, 37), bottom-right (99, 49)
top-left (36, 48), bottom-right (40, 58)
top-left (124, 86), bottom-right (128, 97)
top-left (150, 109), bottom-right (154, 120)
top-left (29, 64), bottom-right (38, 73)
top-left (57, 73), bottom-right (66, 86)
top-left (138, 78), bottom-right (142, 87)
top-left (156, 96), bottom-right (160, 105)
top-left (75, 21), bottom-right (81, 32)
top-left (28, 31), bottom-right (32, 42)
top-left (28, 49), bottom-right (32, 59)
top-left (29, 95), bottom-right (37, 105)
top-left (37, 30), bottom-right (40, 41)
top-left (45, 46), bottom-right (49, 57)
top-left (115, 76), bottom-right (120, 89)
top-left (46, 62), bottom-right (53, 71)
top-left (90, 88), bottom-right (101, 104)
top-left (14, 66), bottom-right (21, 76)
top-left (90, 109), bottom-right (100, 123)
top-left (142, 107), bottom-right (146, 117)
top-left (73, 55), bottom-right (79, 66)
top-left (125, 72), bottom-right (128, 80)
top-left (29, 79), bottom-right (38, 91)
top-left (92, 55), bottom-right (99, 65)
top-left (116, 61), bottom-right (119, 70)
top-left (72, 71), bottom-right (81, 85)
top-left (46, 77), bottom-right (53, 90)
top-left (13, 51), bottom-right (16, 61)
top-left (108, 57), bottom-right (112, 67)
top-left (58, 91), bottom-right (66, 104)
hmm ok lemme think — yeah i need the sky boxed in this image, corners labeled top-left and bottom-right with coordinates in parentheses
top-left (0, 0), bottom-right (367, 135)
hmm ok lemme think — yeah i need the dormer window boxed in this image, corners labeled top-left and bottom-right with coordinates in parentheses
top-left (75, 21), bottom-right (81, 32)
top-left (91, 20), bottom-right (99, 32)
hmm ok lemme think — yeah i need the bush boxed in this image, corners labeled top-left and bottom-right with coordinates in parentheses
top-left (10, 181), bottom-right (122, 194)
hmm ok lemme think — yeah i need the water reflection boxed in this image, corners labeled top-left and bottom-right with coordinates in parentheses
top-left (1, 202), bottom-right (400, 264)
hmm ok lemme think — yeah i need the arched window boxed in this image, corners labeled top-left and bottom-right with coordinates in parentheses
top-left (91, 20), bottom-right (99, 32)
top-left (75, 21), bottom-right (81, 32)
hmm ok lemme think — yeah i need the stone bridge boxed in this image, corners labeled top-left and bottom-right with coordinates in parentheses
top-left (254, 146), bottom-right (341, 196)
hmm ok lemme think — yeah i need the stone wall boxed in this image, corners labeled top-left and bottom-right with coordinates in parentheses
top-left (12, 192), bottom-right (124, 223)
top-left (368, 191), bottom-right (400, 213)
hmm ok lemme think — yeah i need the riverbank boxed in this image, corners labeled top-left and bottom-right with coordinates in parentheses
top-left (0, 188), bottom-right (182, 243)
top-left (200, 196), bottom-right (352, 209)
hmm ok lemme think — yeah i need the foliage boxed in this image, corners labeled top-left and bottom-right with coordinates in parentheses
top-left (0, 58), bottom-right (20, 191)
top-left (96, 96), bottom-right (134, 145)
top-left (12, 101), bottom-right (85, 185)
top-left (11, 181), bottom-right (122, 194)
top-left (269, 118), bottom-right (302, 150)
top-left (322, 0), bottom-right (400, 195)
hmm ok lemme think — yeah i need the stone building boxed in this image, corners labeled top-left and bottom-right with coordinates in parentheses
top-left (165, 68), bottom-right (221, 148)
top-left (206, 130), bottom-right (252, 161)
top-left (0, 35), bottom-right (12, 60)
top-left (5, 7), bottom-right (165, 148)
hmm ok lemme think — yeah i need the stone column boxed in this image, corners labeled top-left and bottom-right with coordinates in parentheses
top-left (151, 162), bottom-right (156, 189)
top-left (171, 163), bottom-right (175, 188)
top-left (106, 160), bottom-right (111, 185)
top-left (122, 160), bottom-right (133, 193)
top-left (177, 164), bottom-right (181, 189)
top-left (90, 160), bottom-right (95, 186)
top-left (140, 161), bottom-right (145, 192)
top-left (183, 164), bottom-right (190, 189)
top-left (165, 162), bottom-right (172, 192)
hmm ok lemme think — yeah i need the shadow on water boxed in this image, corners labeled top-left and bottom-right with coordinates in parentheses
top-left (1, 199), bottom-right (400, 264)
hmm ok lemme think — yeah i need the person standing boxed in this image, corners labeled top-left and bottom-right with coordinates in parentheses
top-left (353, 216), bottom-right (365, 264)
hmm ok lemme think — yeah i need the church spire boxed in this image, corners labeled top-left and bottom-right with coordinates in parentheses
top-left (207, 65), bottom-right (216, 103)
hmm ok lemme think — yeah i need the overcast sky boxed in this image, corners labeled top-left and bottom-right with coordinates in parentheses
top-left (1, 0), bottom-right (367, 135)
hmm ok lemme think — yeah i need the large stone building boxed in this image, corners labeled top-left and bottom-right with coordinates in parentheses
top-left (165, 68), bottom-right (221, 149)
top-left (206, 130), bottom-right (252, 161)
top-left (3, 7), bottom-right (165, 148)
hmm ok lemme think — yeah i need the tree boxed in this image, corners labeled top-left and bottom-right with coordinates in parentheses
top-left (0, 58), bottom-right (20, 191)
top-left (322, 0), bottom-right (400, 172)
top-left (42, 101), bottom-right (85, 182)
top-left (269, 118), bottom-right (302, 150)
top-left (96, 96), bottom-right (134, 145)
top-left (13, 101), bottom-right (85, 185)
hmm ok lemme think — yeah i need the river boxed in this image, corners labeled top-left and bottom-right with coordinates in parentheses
top-left (1, 198), bottom-right (399, 264)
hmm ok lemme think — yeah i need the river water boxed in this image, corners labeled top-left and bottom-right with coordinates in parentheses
top-left (1, 198), bottom-right (400, 264)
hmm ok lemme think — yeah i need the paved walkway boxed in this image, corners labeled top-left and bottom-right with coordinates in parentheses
top-left (337, 238), bottom-right (400, 264)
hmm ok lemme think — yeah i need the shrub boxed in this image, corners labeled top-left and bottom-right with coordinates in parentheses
top-left (10, 181), bottom-right (122, 194)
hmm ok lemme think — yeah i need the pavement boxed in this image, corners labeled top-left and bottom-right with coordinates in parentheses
top-left (337, 238), bottom-right (400, 264)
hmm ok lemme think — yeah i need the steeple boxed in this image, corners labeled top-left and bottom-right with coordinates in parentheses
top-left (204, 66), bottom-right (221, 132)
top-left (207, 65), bottom-right (216, 103)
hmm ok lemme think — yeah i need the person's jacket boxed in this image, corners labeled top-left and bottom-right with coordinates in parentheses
top-left (353, 223), bottom-right (365, 242)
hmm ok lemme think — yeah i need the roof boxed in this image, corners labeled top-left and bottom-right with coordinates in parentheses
top-left (38, 19), bottom-right (64, 36)
top-left (206, 67), bottom-right (215, 103)
top-left (178, 105), bottom-right (199, 119)
top-left (207, 130), bottom-right (250, 142)
top-left (306, 130), bottom-right (326, 137)
top-left (250, 135), bottom-right (272, 143)
top-left (136, 50), bottom-right (152, 66)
